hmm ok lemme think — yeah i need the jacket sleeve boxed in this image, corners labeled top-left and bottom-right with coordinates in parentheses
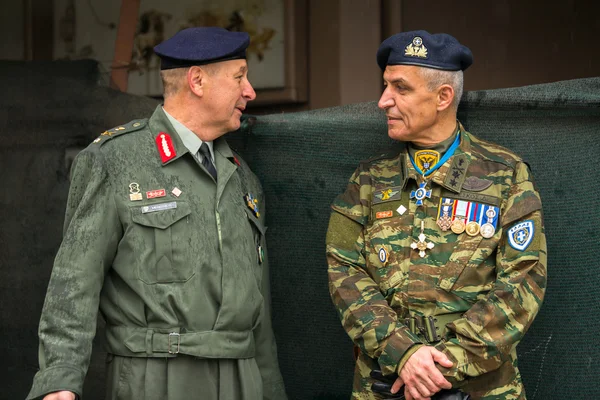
top-left (435, 162), bottom-right (547, 383)
top-left (251, 188), bottom-right (288, 400)
top-left (326, 169), bottom-right (422, 377)
top-left (27, 149), bottom-right (121, 399)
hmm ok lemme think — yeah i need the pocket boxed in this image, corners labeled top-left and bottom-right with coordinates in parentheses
top-left (130, 201), bottom-right (193, 284)
top-left (365, 200), bottom-right (412, 292)
top-left (438, 233), bottom-right (499, 302)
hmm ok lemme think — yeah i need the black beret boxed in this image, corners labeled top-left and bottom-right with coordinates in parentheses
top-left (377, 30), bottom-right (473, 71)
top-left (154, 27), bottom-right (250, 70)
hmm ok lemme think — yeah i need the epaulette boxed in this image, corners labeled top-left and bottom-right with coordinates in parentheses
top-left (91, 118), bottom-right (148, 146)
top-left (359, 150), bottom-right (401, 167)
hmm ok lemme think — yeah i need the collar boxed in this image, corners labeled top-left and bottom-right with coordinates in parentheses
top-left (163, 107), bottom-right (215, 162)
top-left (149, 106), bottom-right (236, 167)
top-left (404, 122), bottom-right (472, 193)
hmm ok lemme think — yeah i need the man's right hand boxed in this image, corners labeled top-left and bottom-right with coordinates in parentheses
top-left (43, 391), bottom-right (76, 400)
top-left (391, 346), bottom-right (453, 400)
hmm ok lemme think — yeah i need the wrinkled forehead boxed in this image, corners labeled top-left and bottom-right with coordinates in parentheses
top-left (382, 64), bottom-right (425, 83)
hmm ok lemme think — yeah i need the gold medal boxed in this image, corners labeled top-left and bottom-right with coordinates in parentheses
top-left (466, 221), bottom-right (480, 236)
top-left (451, 218), bottom-right (466, 234)
top-left (480, 223), bottom-right (495, 238)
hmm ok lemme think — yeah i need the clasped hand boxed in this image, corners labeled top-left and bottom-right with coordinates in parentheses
top-left (391, 346), bottom-right (454, 400)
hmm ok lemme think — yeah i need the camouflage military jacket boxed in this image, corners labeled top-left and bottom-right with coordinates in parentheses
top-left (326, 126), bottom-right (547, 398)
top-left (28, 106), bottom-right (286, 400)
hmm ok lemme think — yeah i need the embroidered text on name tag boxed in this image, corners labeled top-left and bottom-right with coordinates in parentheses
top-left (141, 201), bottom-right (177, 214)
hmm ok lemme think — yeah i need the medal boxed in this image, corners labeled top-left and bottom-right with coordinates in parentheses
top-left (245, 193), bottom-right (260, 217)
top-left (465, 221), bottom-right (480, 236)
top-left (451, 200), bottom-right (468, 234)
top-left (480, 223), bottom-right (495, 238)
top-left (480, 208), bottom-right (497, 238)
top-left (129, 182), bottom-right (142, 201)
top-left (436, 198), bottom-right (454, 231)
top-left (171, 187), bottom-right (182, 197)
top-left (451, 218), bottom-right (466, 234)
top-left (410, 181), bottom-right (432, 207)
top-left (411, 221), bottom-right (434, 258)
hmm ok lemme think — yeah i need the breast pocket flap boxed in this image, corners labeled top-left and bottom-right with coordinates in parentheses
top-left (131, 201), bottom-right (191, 230)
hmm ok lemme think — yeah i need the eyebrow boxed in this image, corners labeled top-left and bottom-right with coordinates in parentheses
top-left (237, 66), bottom-right (248, 74)
top-left (386, 77), bottom-right (408, 85)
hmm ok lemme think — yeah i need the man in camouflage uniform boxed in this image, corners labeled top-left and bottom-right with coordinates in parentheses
top-left (326, 31), bottom-right (546, 400)
top-left (27, 28), bottom-right (287, 400)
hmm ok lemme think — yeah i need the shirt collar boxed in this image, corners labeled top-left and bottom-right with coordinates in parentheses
top-left (162, 107), bottom-right (215, 161)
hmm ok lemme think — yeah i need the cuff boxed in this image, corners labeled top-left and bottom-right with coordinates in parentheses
top-left (434, 340), bottom-right (465, 383)
top-left (377, 324), bottom-right (422, 376)
top-left (395, 343), bottom-right (423, 374)
top-left (262, 378), bottom-right (288, 400)
top-left (26, 364), bottom-right (84, 400)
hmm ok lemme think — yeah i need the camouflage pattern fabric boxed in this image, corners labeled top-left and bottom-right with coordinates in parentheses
top-left (326, 125), bottom-right (547, 400)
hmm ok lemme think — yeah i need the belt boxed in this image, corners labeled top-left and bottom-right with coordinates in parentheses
top-left (404, 312), bottom-right (462, 343)
top-left (105, 326), bottom-right (256, 359)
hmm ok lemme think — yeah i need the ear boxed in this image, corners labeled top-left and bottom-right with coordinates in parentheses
top-left (437, 84), bottom-right (454, 111)
top-left (187, 66), bottom-right (206, 97)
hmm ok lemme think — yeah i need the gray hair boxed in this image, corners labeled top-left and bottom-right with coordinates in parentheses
top-left (418, 68), bottom-right (464, 110)
top-left (160, 64), bottom-right (222, 97)
top-left (160, 68), bottom-right (189, 98)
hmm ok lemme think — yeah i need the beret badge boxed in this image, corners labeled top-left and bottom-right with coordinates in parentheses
top-left (404, 36), bottom-right (428, 58)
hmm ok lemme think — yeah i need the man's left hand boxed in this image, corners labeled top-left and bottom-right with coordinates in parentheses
top-left (391, 346), bottom-right (453, 400)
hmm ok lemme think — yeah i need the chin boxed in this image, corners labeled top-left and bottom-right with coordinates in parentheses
top-left (388, 129), bottom-right (410, 142)
top-left (228, 120), bottom-right (241, 132)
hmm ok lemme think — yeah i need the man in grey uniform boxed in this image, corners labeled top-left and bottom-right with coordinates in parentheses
top-left (27, 27), bottom-right (287, 400)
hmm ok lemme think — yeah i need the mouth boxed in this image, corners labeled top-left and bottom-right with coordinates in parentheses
top-left (235, 105), bottom-right (246, 113)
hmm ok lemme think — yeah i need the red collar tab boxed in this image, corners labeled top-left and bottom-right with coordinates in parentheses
top-left (233, 156), bottom-right (241, 166)
top-left (156, 132), bottom-right (176, 163)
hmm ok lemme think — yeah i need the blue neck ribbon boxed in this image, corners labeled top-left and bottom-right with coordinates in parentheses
top-left (410, 132), bottom-right (461, 177)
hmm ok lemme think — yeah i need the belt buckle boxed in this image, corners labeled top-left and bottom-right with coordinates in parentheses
top-left (168, 332), bottom-right (181, 354)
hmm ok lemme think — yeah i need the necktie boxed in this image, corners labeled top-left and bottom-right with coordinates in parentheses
top-left (199, 143), bottom-right (217, 181)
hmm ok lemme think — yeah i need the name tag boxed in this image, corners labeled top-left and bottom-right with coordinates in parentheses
top-left (141, 201), bottom-right (177, 214)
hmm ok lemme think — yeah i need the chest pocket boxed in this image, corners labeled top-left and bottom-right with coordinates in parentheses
top-left (131, 201), bottom-right (193, 284)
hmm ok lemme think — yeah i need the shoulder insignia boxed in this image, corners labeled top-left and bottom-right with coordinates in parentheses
top-left (91, 119), bottom-right (148, 146)
top-left (361, 150), bottom-right (401, 167)
top-left (443, 154), bottom-right (469, 192)
top-left (507, 220), bottom-right (534, 251)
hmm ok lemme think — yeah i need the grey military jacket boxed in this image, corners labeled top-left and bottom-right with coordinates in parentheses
top-left (28, 106), bottom-right (286, 399)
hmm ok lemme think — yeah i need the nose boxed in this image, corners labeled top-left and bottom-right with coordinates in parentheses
top-left (243, 79), bottom-right (256, 101)
top-left (378, 86), bottom-right (394, 110)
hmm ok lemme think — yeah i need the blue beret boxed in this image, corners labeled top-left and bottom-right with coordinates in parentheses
top-left (377, 30), bottom-right (472, 71)
top-left (154, 27), bottom-right (250, 70)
